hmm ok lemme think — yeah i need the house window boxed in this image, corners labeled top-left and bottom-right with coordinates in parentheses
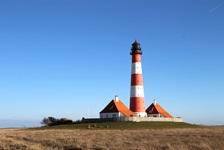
top-left (106, 114), bottom-right (108, 118)
top-left (112, 114), bottom-right (116, 118)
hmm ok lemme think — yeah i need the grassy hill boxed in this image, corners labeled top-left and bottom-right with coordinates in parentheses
top-left (37, 121), bottom-right (204, 130)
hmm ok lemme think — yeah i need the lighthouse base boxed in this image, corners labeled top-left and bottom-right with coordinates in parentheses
top-left (133, 112), bottom-right (147, 117)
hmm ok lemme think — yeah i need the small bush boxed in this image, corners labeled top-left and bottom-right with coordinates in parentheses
top-left (41, 117), bottom-right (73, 126)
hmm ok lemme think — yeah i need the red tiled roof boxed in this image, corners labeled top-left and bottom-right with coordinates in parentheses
top-left (100, 100), bottom-right (136, 117)
top-left (146, 103), bottom-right (173, 118)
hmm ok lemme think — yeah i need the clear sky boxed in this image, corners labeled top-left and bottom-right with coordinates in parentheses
top-left (0, 0), bottom-right (224, 127)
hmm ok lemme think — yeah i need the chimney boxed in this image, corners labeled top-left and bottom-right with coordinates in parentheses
top-left (115, 95), bottom-right (119, 102)
top-left (153, 99), bottom-right (157, 105)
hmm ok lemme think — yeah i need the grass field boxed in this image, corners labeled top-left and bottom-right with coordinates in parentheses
top-left (0, 122), bottom-right (224, 150)
top-left (38, 122), bottom-right (202, 130)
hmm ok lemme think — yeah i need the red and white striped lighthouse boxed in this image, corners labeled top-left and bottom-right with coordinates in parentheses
top-left (130, 40), bottom-right (147, 117)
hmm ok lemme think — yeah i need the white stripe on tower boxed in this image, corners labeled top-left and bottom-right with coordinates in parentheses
top-left (130, 86), bottom-right (144, 97)
top-left (131, 62), bottom-right (142, 74)
top-left (130, 40), bottom-right (147, 117)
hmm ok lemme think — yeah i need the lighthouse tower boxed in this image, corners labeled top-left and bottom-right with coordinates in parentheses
top-left (130, 40), bottom-right (147, 117)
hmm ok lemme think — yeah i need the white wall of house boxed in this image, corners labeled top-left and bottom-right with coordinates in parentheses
top-left (100, 112), bottom-right (126, 118)
top-left (117, 117), bottom-right (183, 122)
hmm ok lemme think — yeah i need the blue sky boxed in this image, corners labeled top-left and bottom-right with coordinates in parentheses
top-left (0, 0), bottom-right (224, 127)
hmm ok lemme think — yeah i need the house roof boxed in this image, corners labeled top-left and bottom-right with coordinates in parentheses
top-left (100, 99), bottom-right (136, 117)
top-left (146, 102), bottom-right (173, 118)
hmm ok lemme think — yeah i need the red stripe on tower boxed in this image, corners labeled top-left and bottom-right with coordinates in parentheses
top-left (130, 40), bottom-right (147, 117)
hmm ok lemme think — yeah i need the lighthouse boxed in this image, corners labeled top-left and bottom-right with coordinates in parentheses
top-left (130, 40), bottom-right (147, 117)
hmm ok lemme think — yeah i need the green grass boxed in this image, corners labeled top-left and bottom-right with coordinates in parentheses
top-left (34, 122), bottom-right (204, 130)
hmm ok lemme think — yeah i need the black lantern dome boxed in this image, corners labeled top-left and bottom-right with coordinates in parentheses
top-left (131, 40), bottom-right (142, 55)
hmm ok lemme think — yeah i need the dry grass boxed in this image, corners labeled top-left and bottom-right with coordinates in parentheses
top-left (0, 127), bottom-right (224, 150)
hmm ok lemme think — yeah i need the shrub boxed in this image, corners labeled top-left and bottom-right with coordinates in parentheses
top-left (41, 117), bottom-right (73, 126)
